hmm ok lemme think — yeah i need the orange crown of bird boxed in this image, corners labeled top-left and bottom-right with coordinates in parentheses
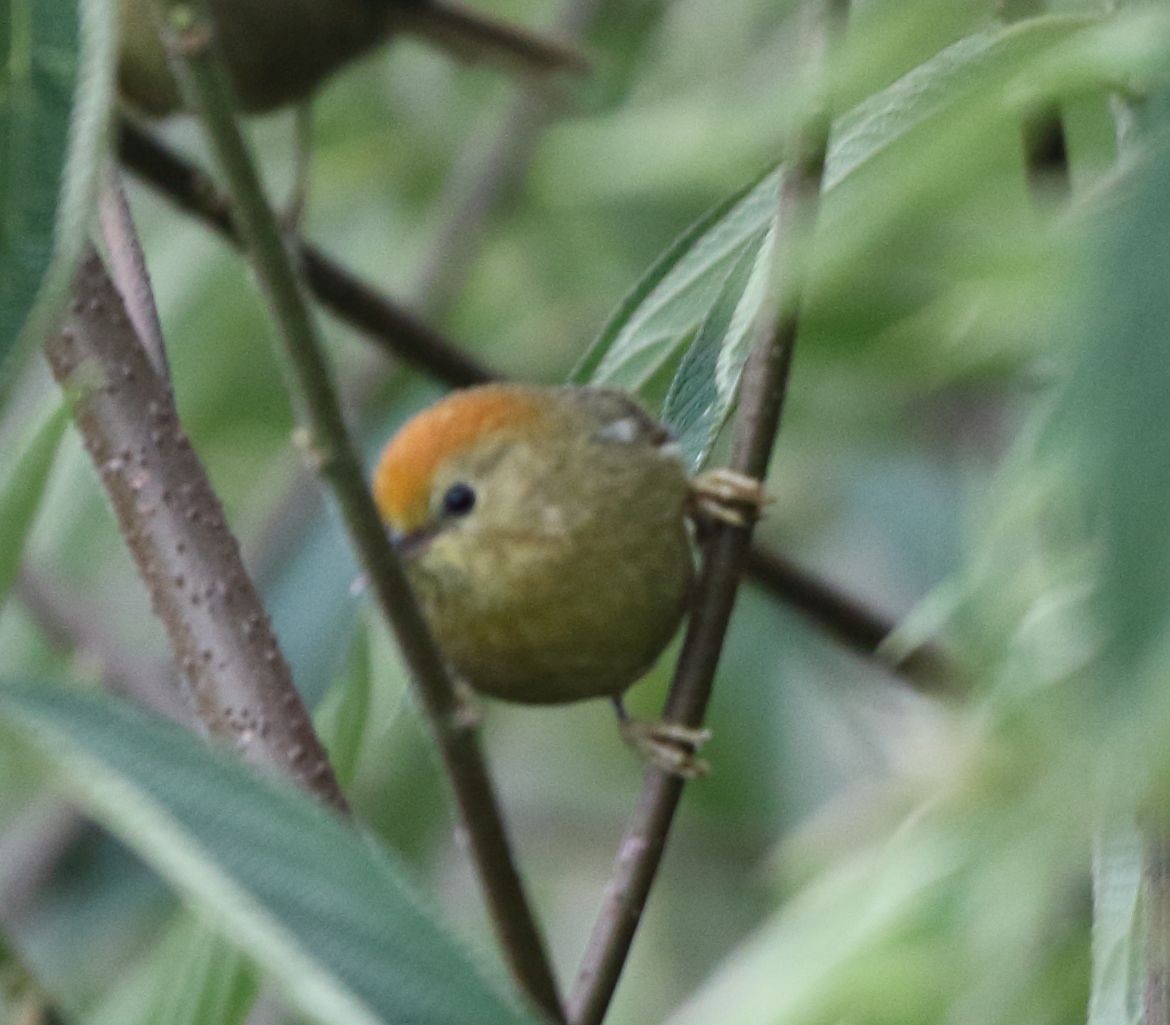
top-left (373, 385), bottom-right (547, 535)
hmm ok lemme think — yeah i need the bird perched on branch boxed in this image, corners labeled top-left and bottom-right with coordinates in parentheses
top-left (118, 0), bottom-right (589, 116)
top-left (373, 384), bottom-right (766, 777)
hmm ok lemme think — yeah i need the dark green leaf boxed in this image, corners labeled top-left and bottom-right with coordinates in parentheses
top-left (0, 0), bottom-right (115, 390)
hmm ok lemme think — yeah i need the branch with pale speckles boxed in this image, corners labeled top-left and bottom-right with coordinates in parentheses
top-left (44, 248), bottom-right (348, 812)
top-left (567, 5), bottom-right (851, 1023)
top-left (154, 1), bottom-right (564, 1016)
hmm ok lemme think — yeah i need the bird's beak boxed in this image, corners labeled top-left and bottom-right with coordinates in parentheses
top-left (391, 526), bottom-right (434, 559)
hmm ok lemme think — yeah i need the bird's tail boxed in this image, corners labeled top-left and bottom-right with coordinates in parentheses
top-left (393, 1), bottom-right (590, 76)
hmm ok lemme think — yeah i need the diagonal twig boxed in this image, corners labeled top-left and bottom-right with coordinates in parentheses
top-left (567, 4), bottom-right (850, 1022)
top-left (116, 119), bottom-right (953, 692)
top-left (154, 3), bottom-right (564, 1016)
top-left (117, 117), bottom-right (496, 389)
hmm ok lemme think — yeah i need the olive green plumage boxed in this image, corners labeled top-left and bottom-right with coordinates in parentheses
top-left (375, 386), bottom-right (695, 705)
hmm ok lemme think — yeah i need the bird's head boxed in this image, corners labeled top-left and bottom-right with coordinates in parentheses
top-left (373, 384), bottom-right (554, 561)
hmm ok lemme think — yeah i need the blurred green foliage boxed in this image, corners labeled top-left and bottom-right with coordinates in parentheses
top-left (3, 0), bottom-right (1170, 1023)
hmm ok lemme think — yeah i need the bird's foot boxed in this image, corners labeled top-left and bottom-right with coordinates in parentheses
top-left (615, 702), bottom-right (711, 779)
top-left (689, 468), bottom-right (771, 529)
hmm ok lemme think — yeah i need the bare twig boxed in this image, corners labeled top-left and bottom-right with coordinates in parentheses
top-left (44, 248), bottom-right (347, 811)
top-left (116, 117), bottom-right (496, 388)
top-left (567, 5), bottom-right (848, 1022)
top-left (156, 4), bottom-right (563, 1016)
top-left (116, 121), bottom-right (952, 693)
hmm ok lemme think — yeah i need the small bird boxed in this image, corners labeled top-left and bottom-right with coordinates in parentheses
top-left (373, 384), bottom-right (766, 777)
top-left (118, 0), bottom-right (589, 116)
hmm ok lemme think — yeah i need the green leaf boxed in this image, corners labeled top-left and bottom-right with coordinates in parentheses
top-left (572, 14), bottom-right (1096, 457)
top-left (90, 911), bottom-right (258, 1025)
top-left (1088, 822), bottom-right (1144, 1025)
top-left (823, 14), bottom-right (1094, 194)
top-left (1051, 115), bottom-right (1170, 695)
top-left (660, 228), bottom-right (772, 471)
top-left (0, 0), bottom-right (115, 391)
top-left (0, 682), bottom-right (537, 1025)
top-left (315, 617), bottom-right (374, 789)
top-left (568, 171), bottom-right (776, 388)
top-left (0, 397), bottom-right (68, 609)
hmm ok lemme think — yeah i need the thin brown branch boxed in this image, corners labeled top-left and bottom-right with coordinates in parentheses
top-left (567, 5), bottom-right (848, 1023)
top-left (116, 121), bottom-right (952, 693)
top-left (116, 117), bottom-right (496, 388)
top-left (155, 4), bottom-right (563, 1015)
top-left (44, 248), bottom-right (347, 811)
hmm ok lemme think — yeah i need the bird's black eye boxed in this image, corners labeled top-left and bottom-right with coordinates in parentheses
top-left (441, 482), bottom-right (476, 517)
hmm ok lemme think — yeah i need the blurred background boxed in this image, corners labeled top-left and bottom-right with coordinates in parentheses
top-left (2, 0), bottom-right (1162, 1021)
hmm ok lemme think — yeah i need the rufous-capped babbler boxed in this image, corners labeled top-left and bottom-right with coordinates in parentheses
top-left (373, 384), bottom-right (767, 777)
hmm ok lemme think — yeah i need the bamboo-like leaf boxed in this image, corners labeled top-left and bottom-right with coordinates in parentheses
top-left (568, 172), bottom-right (776, 389)
top-left (0, 682), bottom-right (536, 1025)
top-left (0, 0), bottom-right (115, 390)
top-left (573, 14), bottom-right (1096, 461)
top-left (660, 225), bottom-right (774, 471)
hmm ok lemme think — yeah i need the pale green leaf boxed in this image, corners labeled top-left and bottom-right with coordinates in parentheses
top-left (0, 682), bottom-right (536, 1025)
top-left (660, 227), bottom-right (772, 471)
top-left (1089, 822), bottom-right (1145, 1025)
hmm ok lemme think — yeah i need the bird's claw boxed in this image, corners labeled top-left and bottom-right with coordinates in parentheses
top-left (689, 468), bottom-right (771, 528)
top-left (619, 717), bottom-right (711, 779)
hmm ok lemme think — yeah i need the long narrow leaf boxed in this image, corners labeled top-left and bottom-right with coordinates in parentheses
top-left (0, 682), bottom-right (537, 1025)
top-left (0, 0), bottom-right (115, 391)
top-left (576, 14), bottom-right (1096, 465)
